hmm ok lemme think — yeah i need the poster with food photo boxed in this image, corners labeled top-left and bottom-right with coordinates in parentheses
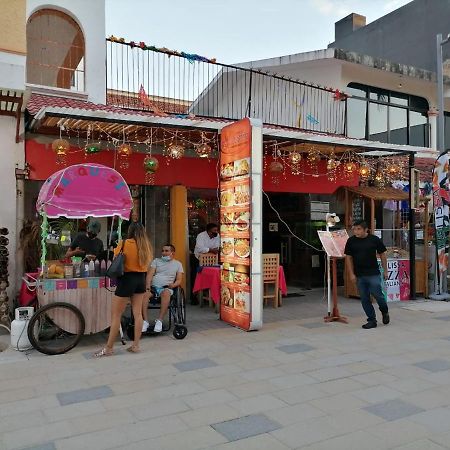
top-left (220, 118), bottom-right (253, 331)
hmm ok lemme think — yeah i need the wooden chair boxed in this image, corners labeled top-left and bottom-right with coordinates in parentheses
top-left (198, 253), bottom-right (218, 308)
top-left (263, 253), bottom-right (280, 308)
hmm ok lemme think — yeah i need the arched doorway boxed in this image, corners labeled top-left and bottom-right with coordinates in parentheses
top-left (27, 8), bottom-right (85, 91)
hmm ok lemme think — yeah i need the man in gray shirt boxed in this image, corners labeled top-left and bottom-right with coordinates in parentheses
top-left (142, 244), bottom-right (184, 333)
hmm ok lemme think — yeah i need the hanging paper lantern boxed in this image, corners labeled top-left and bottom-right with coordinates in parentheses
top-left (118, 143), bottom-right (133, 169)
top-left (344, 161), bottom-right (358, 174)
top-left (195, 143), bottom-right (212, 158)
top-left (166, 142), bottom-right (185, 159)
top-left (326, 152), bottom-right (339, 171)
top-left (326, 152), bottom-right (339, 182)
top-left (359, 164), bottom-right (371, 179)
top-left (269, 160), bottom-right (284, 174)
top-left (143, 155), bottom-right (159, 184)
top-left (268, 160), bottom-right (284, 184)
top-left (52, 139), bottom-right (70, 165)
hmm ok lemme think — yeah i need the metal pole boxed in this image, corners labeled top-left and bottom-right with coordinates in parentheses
top-left (409, 153), bottom-right (416, 300)
top-left (326, 223), bottom-right (331, 316)
top-left (437, 33), bottom-right (445, 152)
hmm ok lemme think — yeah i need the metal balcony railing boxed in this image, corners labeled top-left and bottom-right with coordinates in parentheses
top-left (106, 38), bottom-right (347, 135)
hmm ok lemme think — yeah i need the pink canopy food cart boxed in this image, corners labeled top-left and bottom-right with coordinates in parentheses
top-left (26, 163), bottom-right (133, 355)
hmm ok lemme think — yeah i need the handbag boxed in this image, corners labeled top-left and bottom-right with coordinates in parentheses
top-left (106, 240), bottom-right (126, 279)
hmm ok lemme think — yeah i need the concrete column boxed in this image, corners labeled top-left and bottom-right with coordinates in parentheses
top-left (428, 109), bottom-right (438, 151)
top-left (170, 185), bottom-right (188, 292)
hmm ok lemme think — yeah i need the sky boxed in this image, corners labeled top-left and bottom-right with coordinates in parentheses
top-left (106, 0), bottom-right (412, 64)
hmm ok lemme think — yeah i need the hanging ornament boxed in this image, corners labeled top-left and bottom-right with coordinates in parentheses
top-left (195, 143), bottom-right (212, 158)
top-left (306, 145), bottom-right (320, 177)
top-left (288, 150), bottom-right (302, 175)
top-left (268, 160), bottom-right (284, 184)
top-left (117, 143), bottom-right (133, 169)
top-left (359, 163), bottom-right (371, 180)
top-left (166, 142), bottom-right (185, 159)
top-left (326, 152), bottom-right (339, 182)
top-left (374, 170), bottom-right (386, 188)
top-left (84, 142), bottom-right (101, 156)
top-left (143, 155), bottom-right (159, 184)
top-left (52, 138), bottom-right (70, 165)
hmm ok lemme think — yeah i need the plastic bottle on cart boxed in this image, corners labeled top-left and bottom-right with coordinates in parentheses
top-left (107, 260), bottom-right (112, 271)
top-left (83, 262), bottom-right (89, 277)
top-left (88, 260), bottom-right (95, 277)
top-left (100, 260), bottom-right (106, 275)
top-left (94, 259), bottom-right (100, 276)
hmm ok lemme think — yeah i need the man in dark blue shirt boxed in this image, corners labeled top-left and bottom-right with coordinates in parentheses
top-left (345, 220), bottom-right (389, 329)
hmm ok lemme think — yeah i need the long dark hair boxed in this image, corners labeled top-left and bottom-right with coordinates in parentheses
top-left (127, 222), bottom-right (153, 267)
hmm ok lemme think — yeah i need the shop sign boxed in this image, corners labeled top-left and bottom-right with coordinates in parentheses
top-left (380, 259), bottom-right (410, 302)
top-left (219, 118), bottom-right (263, 331)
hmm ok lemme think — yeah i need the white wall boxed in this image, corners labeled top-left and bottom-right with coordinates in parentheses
top-left (27, 0), bottom-right (106, 104)
top-left (0, 117), bottom-right (25, 302)
top-left (0, 52), bottom-right (26, 91)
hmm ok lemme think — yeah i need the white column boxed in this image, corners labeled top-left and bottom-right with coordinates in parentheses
top-left (428, 109), bottom-right (438, 151)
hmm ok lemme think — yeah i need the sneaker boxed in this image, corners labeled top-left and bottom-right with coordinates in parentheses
top-left (142, 320), bottom-right (149, 333)
top-left (154, 319), bottom-right (163, 333)
top-left (382, 312), bottom-right (390, 325)
top-left (362, 321), bottom-right (377, 329)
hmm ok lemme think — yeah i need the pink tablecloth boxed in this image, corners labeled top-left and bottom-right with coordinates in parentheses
top-left (193, 267), bottom-right (221, 304)
top-left (193, 266), bottom-right (288, 304)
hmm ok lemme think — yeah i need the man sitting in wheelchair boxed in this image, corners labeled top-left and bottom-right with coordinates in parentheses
top-left (142, 244), bottom-right (184, 333)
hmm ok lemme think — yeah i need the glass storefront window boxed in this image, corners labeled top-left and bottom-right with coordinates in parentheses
top-left (347, 83), bottom-right (429, 147)
top-left (144, 186), bottom-right (170, 255)
top-left (347, 98), bottom-right (367, 139)
top-left (410, 111), bottom-right (428, 147)
top-left (369, 103), bottom-right (388, 143)
top-left (389, 106), bottom-right (408, 145)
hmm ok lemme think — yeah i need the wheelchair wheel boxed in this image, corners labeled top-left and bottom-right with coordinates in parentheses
top-left (173, 325), bottom-right (188, 340)
top-left (27, 302), bottom-right (85, 355)
top-left (175, 288), bottom-right (186, 325)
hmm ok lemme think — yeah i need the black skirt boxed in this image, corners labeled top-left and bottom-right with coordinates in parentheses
top-left (115, 272), bottom-right (146, 298)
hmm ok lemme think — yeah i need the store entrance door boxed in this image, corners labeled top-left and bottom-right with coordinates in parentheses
top-left (263, 193), bottom-right (326, 289)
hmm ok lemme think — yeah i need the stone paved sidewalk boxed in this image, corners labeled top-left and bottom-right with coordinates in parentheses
top-left (2, 290), bottom-right (450, 450)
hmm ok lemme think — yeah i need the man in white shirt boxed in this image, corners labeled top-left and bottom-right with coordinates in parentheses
top-left (194, 223), bottom-right (220, 259)
top-left (143, 244), bottom-right (184, 333)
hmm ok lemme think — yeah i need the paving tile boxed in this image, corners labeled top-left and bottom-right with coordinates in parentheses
top-left (21, 444), bottom-right (56, 450)
top-left (44, 399), bottom-right (106, 422)
top-left (364, 399), bottom-right (425, 421)
top-left (300, 430), bottom-right (388, 450)
top-left (56, 385), bottom-right (113, 406)
top-left (299, 322), bottom-right (327, 329)
top-left (306, 366), bottom-right (353, 382)
top-left (211, 433), bottom-right (290, 450)
top-left (173, 357), bottom-right (218, 372)
top-left (265, 402), bottom-right (326, 426)
top-left (365, 418), bottom-right (431, 448)
top-left (409, 407), bottom-right (450, 433)
top-left (352, 385), bottom-right (402, 403)
top-left (212, 414), bottom-right (281, 442)
top-left (274, 385), bottom-right (327, 405)
top-left (145, 425), bottom-right (228, 450)
top-left (414, 359), bottom-right (450, 373)
top-left (276, 343), bottom-right (315, 354)
top-left (393, 439), bottom-right (448, 450)
top-left (311, 392), bottom-right (369, 413)
top-left (434, 315), bottom-right (450, 321)
top-left (183, 388), bottom-right (238, 409)
top-left (270, 416), bottom-right (342, 448)
top-left (178, 403), bottom-right (240, 428)
top-left (229, 394), bottom-right (288, 416)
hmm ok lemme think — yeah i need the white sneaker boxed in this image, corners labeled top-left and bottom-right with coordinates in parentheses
top-left (142, 320), bottom-right (149, 332)
top-left (154, 319), bottom-right (163, 333)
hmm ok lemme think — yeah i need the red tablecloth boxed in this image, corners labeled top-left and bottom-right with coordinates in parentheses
top-left (193, 266), bottom-right (287, 304)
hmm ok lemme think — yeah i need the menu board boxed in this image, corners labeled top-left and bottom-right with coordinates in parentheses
top-left (219, 119), bottom-right (253, 330)
top-left (317, 230), bottom-right (349, 258)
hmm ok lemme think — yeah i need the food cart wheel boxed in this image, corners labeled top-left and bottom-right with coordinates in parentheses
top-left (173, 325), bottom-right (188, 340)
top-left (27, 302), bottom-right (85, 355)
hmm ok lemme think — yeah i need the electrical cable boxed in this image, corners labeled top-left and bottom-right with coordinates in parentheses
top-left (262, 191), bottom-right (324, 252)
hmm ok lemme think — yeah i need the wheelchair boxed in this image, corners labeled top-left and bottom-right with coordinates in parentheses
top-left (123, 286), bottom-right (187, 340)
